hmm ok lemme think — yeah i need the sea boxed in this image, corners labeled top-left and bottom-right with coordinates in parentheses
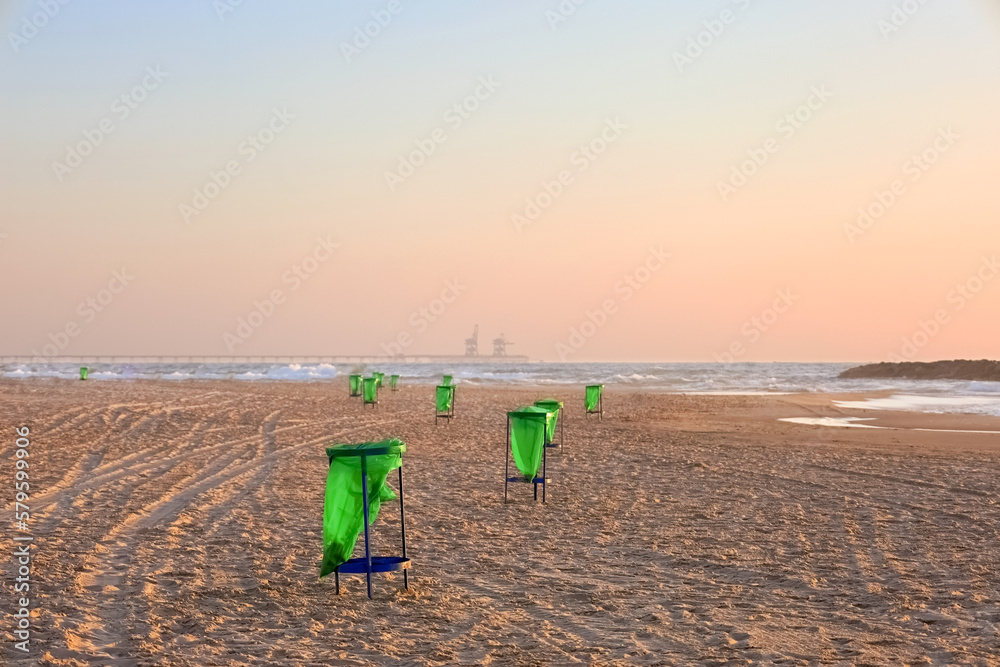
top-left (5, 361), bottom-right (1000, 418)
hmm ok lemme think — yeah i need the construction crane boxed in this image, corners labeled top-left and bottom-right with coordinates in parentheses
top-left (465, 324), bottom-right (479, 356)
top-left (492, 332), bottom-right (513, 357)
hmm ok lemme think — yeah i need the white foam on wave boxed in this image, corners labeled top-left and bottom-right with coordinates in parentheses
top-left (265, 363), bottom-right (338, 380)
top-left (966, 381), bottom-right (1000, 393)
top-left (686, 391), bottom-right (794, 396)
top-left (834, 394), bottom-right (1000, 417)
top-left (613, 373), bottom-right (660, 383)
top-left (227, 365), bottom-right (338, 381)
top-left (4, 365), bottom-right (74, 379)
top-left (780, 417), bottom-right (885, 429)
top-left (780, 417), bottom-right (1000, 434)
top-left (912, 427), bottom-right (1000, 434)
top-left (89, 371), bottom-right (126, 380)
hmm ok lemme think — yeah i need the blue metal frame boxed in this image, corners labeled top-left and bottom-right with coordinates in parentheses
top-left (328, 447), bottom-right (410, 599)
top-left (503, 414), bottom-right (548, 504)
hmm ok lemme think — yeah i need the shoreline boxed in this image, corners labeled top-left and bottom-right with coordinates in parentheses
top-left (7, 377), bottom-right (1000, 428)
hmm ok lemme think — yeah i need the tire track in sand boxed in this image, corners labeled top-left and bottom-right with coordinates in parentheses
top-left (25, 408), bottom-right (338, 523)
top-left (62, 408), bottom-right (417, 663)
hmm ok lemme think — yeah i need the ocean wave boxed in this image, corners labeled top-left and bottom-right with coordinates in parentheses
top-left (834, 394), bottom-right (1000, 418)
top-left (966, 381), bottom-right (1000, 393)
top-left (265, 363), bottom-right (339, 380)
top-left (2, 362), bottom-right (999, 417)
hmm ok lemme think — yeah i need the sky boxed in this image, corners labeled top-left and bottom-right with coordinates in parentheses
top-left (1, 0), bottom-right (999, 362)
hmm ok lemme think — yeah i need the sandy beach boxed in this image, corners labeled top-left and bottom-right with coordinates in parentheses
top-left (3, 379), bottom-right (999, 666)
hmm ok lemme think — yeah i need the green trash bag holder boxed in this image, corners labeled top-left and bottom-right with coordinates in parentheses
top-left (434, 385), bottom-right (456, 425)
top-left (363, 377), bottom-right (379, 409)
top-left (504, 410), bottom-right (550, 504)
top-left (534, 399), bottom-right (565, 451)
top-left (348, 374), bottom-right (363, 398)
top-left (585, 384), bottom-right (604, 420)
top-left (327, 445), bottom-right (411, 599)
top-left (390, 374), bottom-right (400, 392)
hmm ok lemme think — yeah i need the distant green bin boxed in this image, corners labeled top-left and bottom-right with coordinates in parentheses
top-left (534, 399), bottom-right (564, 448)
top-left (363, 377), bottom-right (379, 408)
top-left (585, 384), bottom-right (603, 420)
top-left (434, 385), bottom-right (455, 424)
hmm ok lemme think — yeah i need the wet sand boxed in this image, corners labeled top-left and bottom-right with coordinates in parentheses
top-left (2, 379), bottom-right (999, 665)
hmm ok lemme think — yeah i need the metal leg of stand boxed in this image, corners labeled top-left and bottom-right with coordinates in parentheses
top-left (504, 417), bottom-right (510, 504)
top-left (542, 442), bottom-right (547, 503)
top-left (398, 466), bottom-right (408, 590)
top-left (335, 568), bottom-right (339, 594)
top-left (361, 454), bottom-right (373, 599)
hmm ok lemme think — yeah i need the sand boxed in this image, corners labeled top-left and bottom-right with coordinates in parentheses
top-left (2, 379), bottom-right (999, 666)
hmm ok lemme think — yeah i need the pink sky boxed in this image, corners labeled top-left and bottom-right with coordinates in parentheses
top-left (1, 0), bottom-right (998, 361)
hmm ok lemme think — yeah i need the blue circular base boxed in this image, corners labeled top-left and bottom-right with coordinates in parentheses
top-left (336, 556), bottom-right (411, 574)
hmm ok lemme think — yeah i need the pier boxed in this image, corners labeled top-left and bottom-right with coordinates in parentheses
top-left (0, 355), bottom-right (532, 365)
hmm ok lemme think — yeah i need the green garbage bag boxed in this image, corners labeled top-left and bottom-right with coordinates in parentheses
top-left (435, 385), bottom-right (454, 413)
top-left (321, 440), bottom-right (405, 577)
top-left (363, 377), bottom-right (378, 403)
top-left (373, 372), bottom-right (385, 388)
top-left (534, 399), bottom-right (563, 443)
top-left (442, 375), bottom-right (453, 386)
top-left (80, 367), bottom-right (88, 381)
top-left (390, 374), bottom-right (399, 390)
top-left (508, 406), bottom-right (550, 481)
top-left (349, 374), bottom-right (362, 396)
top-left (586, 385), bottom-right (603, 412)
